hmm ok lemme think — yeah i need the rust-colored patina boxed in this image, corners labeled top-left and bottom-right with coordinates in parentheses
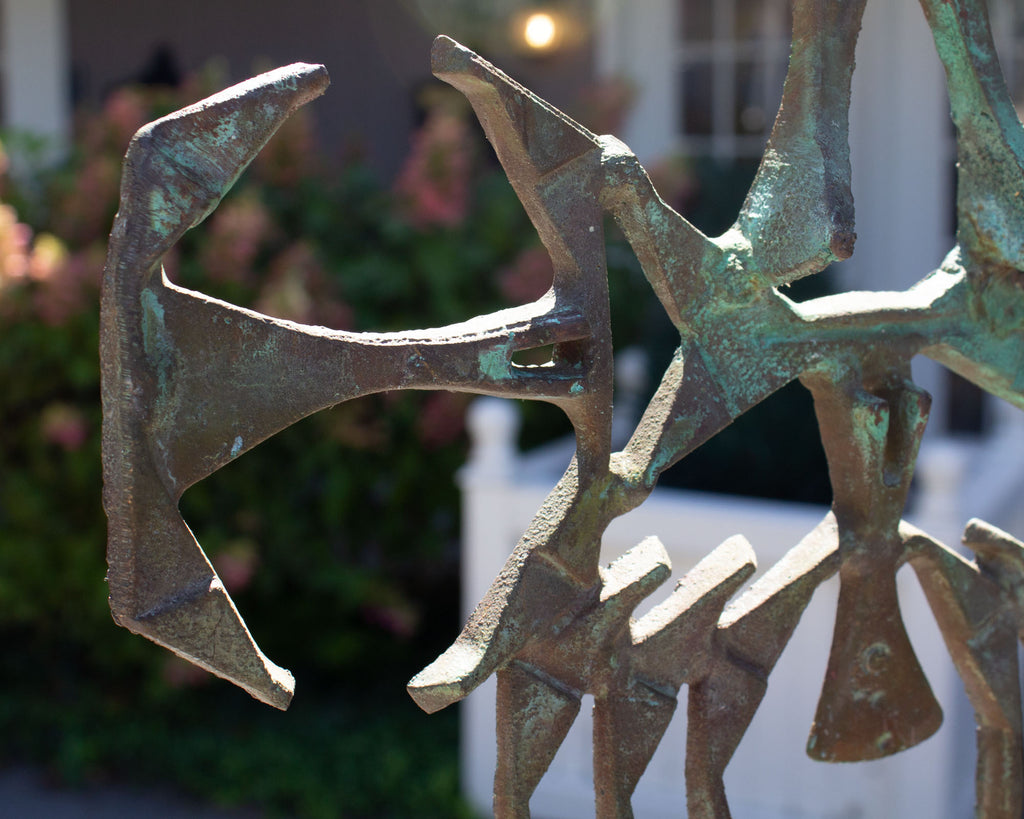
top-left (101, 62), bottom-right (606, 710)
top-left (101, 0), bottom-right (1024, 815)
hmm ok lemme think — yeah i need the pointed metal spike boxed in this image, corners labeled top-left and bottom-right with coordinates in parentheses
top-left (686, 517), bottom-right (840, 818)
top-left (593, 684), bottom-right (676, 818)
top-left (905, 523), bottom-right (1023, 818)
top-left (494, 662), bottom-right (581, 817)
top-left (128, 579), bottom-right (295, 710)
top-left (919, 0), bottom-right (1024, 270)
top-left (104, 461), bottom-right (295, 708)
top-left (632, 534), bottom-right (756, 687)
top-left (736, 0), bottom-right (866, 283)
top-left (116, 63), bottom-right (329, 268)
top-left (431, 35), bottom-right (599, 179)
top-left (407, 537), bottom-right (591, 714)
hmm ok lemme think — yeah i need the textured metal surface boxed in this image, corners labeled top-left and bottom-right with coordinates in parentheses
top-left (100, 62), bottom-right (603, 710)
top-left (101, 0), bottom-right (1024, 815)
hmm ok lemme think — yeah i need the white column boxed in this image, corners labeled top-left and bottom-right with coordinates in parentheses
top-left (594, 0), bottom-right (676, 165)
top-left (457, 398), bottom-right (522, 817)
top-left (1, 0), bottom-right (69, 158)
top-left (844, 0), bottom-right (952, 419)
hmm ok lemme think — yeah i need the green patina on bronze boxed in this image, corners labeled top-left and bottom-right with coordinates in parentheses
top-left (101, 0), bottom-right (1024, 815)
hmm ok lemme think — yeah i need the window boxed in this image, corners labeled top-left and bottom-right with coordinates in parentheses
top-left (675, 0), bottom-right (791, 159)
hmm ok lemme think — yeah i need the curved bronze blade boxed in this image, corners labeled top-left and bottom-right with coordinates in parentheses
top-left (104, 51), bottom-right (608, 710)
top-left (102, 63), bottom-right (331, 709)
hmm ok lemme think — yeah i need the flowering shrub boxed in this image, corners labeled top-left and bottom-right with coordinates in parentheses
top-left (0, 74), bottom-right (565, 812)
top-left (0, 72), bottom-right (651, 712)
top-left (394, 106), bottom-right (474, 228)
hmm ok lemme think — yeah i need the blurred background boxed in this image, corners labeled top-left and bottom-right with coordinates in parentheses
top-left (0, 0), bottom-right (1020, 816)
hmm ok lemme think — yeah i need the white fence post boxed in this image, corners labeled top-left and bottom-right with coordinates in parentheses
top-left (459, 400), bottom-right (975, 818)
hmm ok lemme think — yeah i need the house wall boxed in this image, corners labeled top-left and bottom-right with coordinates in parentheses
top-left (65, 0), bottom-right (597, 180)
top-left (0, 0), bottom-right (70, 156)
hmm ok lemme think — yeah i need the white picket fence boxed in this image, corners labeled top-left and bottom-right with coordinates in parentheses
top-left (457, 387), bottom-right (984, 818)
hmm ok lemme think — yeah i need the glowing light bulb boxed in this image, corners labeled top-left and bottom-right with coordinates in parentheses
top-left (523, 12), bottom-right (558, 50)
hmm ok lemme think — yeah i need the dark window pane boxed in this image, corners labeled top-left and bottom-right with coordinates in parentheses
top-left (680, 0), bottom-right (714, 42)
top-left (681, 61), bottom-right (714, 135)
top-left (735, 61), bottom-right (768, 134)
top-left (947, 371), bottom-right (987, 433)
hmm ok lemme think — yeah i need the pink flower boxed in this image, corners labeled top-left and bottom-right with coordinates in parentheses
top-left (393, 109), bottom-right (473, 228)
top-left (103, 87), bottom-right (149, 151)
top-left (212, 540), bottom-right (260, 594)
top-left (27, 232), bottom-right (67, 282)
top-left (39, 402), bottom-right (89, 451)
top-left (572, 77), bottom-right (636, 136)
top-left (416, 391), bottom-right (470, 449)
top-left (0, 140), bottom-right (10, 193)
top-left (255, 105), bottom-right (319, 188)
top-left (321, 401), bottom-right (387, 450)
top-left (162, 655), bottom-right (212, 689)
top-left (0, 204), bottom-right (31, 286)
top-left (32, 242), bottom-right (102, 326)
top-left (255, 254), bottom-right (313, 323)
top-left (256, 240), bottom-right (353, 329)
top-left (51, 154), bottom-right (121, 246)
top-left (362, 600), bottom-right (419, 640)
top-left (647, 155), bottom-right (698, 213)
top-left (498, 245), bottom-right (554, 305)
top-left (199, 192), bottom-right (274, 285)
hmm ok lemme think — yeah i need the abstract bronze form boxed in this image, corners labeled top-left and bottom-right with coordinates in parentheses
top-left (101, 0), bottom-right (1024, 815)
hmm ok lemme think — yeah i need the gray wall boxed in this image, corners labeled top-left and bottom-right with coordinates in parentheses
top-left (67, 0), bottom-right (596, 180)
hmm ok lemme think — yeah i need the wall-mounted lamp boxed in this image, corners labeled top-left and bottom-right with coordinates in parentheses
top-left (512, 7), bottom-right (577, 55)
top-left (523, 12), bottom-right (559, 50)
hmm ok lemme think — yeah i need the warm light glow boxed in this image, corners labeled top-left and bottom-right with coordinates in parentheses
top-left (523, 12), bottom-right (558, 50)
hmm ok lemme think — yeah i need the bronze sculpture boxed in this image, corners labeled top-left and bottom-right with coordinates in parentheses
top-left (101, 0), bottom-right (1024, 815)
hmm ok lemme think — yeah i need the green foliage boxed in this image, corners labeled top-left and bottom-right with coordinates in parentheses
top-left (0, 660), bottom-right (472, 818)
